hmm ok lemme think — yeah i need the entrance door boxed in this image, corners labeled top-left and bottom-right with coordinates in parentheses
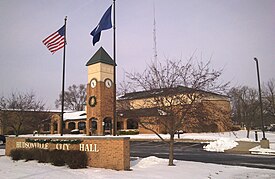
top-left (103, 117), bottom-right (112, 135)
top-left (90, 118), bottom-right (97, 135)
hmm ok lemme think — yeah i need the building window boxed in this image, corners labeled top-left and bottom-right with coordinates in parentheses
top-left (78, 122), bottom-right (86, 130)
top-left (127, 118), bottom-right (138, 129)
top-left (43, 123), bottom-right (50, 131)
top-left (68, 122), bottom-right (76, 130)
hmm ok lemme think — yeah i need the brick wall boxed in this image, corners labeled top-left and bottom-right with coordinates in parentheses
top-left (86, 82), bottom-right (114, 135)
top-left (5, 136), bottom-right (130, 171)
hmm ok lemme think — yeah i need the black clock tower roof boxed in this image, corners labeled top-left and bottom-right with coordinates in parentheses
top-left (86, 47), bottom-right (116, 66)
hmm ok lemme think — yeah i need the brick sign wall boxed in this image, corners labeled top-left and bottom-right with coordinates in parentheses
top-left (5, 136), bottom-right (130, 170)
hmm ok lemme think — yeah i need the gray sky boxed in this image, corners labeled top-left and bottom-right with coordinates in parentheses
top-left (0, 0), bottom-right (274, 109)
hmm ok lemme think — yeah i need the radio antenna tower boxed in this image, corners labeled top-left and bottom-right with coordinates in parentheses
top-left (153, 2), bottom-right (158, 65)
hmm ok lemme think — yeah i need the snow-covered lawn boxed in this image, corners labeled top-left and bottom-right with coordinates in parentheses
top-left (1, 130), bottom-right (274, 178)
top-left (127, 130), bottom-right (275, 143)
top-left (0, 152), bottom-right (274, 179)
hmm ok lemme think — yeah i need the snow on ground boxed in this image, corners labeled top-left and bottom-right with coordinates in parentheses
top-left (127, 130), bottom-right (275, 142)
top-left (1, 130), bottom-right (275, 178)
top-left (0, 151), bottom-right (274, 179)
top-left (18, 130), bottom-right (275, 153)
top-left (19, 130), bottom-right (274, 143)
top-left (126, 130), bottom-right (275, 153)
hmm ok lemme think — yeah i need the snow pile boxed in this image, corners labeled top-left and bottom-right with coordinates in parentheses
top-left (135, 156), bottom-right (167, 168)
top-left (249, 146), bottom-right (275, 156)
top-left (0, 149), bottom-right (4, 155)
top-left (203, 138), bottom-right (238, 152)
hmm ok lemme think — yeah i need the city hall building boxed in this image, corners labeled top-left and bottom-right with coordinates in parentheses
top-left (47, 47), bottom-right (232, 136)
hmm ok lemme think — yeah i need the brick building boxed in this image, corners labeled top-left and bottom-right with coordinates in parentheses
top-left (116, 86), bottom-right (232, 134)
top-left (47, 86), bottom-right (232, 135)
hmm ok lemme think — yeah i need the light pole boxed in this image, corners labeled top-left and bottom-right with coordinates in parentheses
top-left (253, 57), bottom-right (266, 140)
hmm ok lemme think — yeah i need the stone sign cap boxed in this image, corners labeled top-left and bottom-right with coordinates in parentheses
top-left (86, 47), bottom-right (116, 66)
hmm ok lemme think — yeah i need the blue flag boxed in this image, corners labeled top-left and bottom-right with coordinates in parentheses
top-left (90, 5), bottom-right (112, 46)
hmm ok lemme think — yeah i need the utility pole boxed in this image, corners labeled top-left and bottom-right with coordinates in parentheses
top-left (254, 57), bottom-right (269, 149)
top-left (254, 57), bottom-right (266, 140)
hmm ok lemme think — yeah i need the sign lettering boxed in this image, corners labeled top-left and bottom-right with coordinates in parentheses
top-left (16, 142), bottom-right (49, 150)
top-left (79, 144), bottom-right (99, 152)
top-left (16, 141), bottom-right (100, 152)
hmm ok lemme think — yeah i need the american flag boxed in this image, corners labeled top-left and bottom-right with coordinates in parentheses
top-left (42, 25), bottom-right (65, 54)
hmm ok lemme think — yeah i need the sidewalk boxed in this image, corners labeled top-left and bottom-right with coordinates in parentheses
top-left (225, 141), bottom-right (260, 154)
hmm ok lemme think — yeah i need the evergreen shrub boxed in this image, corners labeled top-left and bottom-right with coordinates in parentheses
top-left (65, 150), bottom-right (88, 169)
top-left (9, 148), bottom-right (88, 169)
top-left (22, 149), bottom-right (36, 161)
top-left (10, 149), bottom-right (24, 161)
top-left (118, 130), bottom-right (139, 135)
top-left (37, 150), bottom-right (50, 163)
top-left (49, 150), bottom-right (66, 166)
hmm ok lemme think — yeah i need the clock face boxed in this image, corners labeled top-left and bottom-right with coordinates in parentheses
top-left (105, 79), bottom-right (112, 88)
top-left (90, 79), bottom-right (97, 88)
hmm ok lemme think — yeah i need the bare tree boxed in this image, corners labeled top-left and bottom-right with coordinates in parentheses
top-left (117, 80), bottom-right (136, 96)
top-left (121, 58), bottom-right (229, 166)
top-left (228, 86), bottom-right (260, 137)
top-left (55, 84), bottom-right (86, 111)
top-left (0, 96), bottom-right (8, 135)
top-left (0, 92), bottom-right (45, 136)
top-left (263, 79), bottom-right (275, 124)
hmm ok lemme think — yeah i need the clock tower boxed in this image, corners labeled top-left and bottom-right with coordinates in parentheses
top-left (85, 47), bottom-right (115, 135)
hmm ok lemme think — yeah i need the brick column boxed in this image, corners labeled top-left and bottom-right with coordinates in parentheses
top-left (75, 122), bottom-right (79, 129)
top-left (97, 118), bottom-right (103, 135)
top-left (123, 119), bottom-right (128, 130)
top-left (65, 122), bottom-right (69, 130)
top-left (86, 119), bottom-right (91, 135)
top-left (57, 119), bottom-right (62, 134)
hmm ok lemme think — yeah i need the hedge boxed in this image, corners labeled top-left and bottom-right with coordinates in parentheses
top-left (10, 149), bottom-right (88, 169)
top-left (118, 130), bottom-right (139, 135)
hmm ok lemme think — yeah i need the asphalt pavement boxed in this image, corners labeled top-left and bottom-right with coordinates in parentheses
top-left (130, 141), bottom-right (275, 170)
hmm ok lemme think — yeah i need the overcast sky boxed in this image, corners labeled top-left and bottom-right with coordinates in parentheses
top-left (1, 0), bottom-right (274, 109)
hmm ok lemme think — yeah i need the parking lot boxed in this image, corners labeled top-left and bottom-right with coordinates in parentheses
top-left (130, 141), bottom-right (275, 170)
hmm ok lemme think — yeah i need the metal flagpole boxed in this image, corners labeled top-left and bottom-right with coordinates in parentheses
top-left (113, 0), bottom-right (117, 136)
top-left (60, 16), bottom-right (67, 136)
